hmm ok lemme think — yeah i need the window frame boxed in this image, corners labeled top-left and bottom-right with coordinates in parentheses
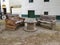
top-left (44, 0), bottom-right (49, 2)
top-left (28, 10), bottom-right (35, 18)
top-left (44, 11), bottom-right (48, 15)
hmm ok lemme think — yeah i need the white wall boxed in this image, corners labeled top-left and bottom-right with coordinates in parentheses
top-left (4, 0), bottom-right (60, 15)
top-left (9, 0), bottom-right (21, 6)
top-left (43, 0), bottom-right (60, 15)
top-left (20, 0), bottom-right (44, 15)
top-left (12, 8), bottom-right (22, 17)
top-left (19, 0), bottom-right (60, 15)
top-left (9, 0), bottom-right (44, 15)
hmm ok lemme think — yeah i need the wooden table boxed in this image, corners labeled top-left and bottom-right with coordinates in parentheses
top-left (24, 18), bottom-right (37, 32)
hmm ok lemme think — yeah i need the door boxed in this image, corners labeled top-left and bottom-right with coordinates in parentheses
top-left (28, 10), bottom-right (35, 18)
top-left (3, 8), bottom-right (6, 14)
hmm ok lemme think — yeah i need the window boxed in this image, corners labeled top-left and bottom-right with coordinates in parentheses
top-left (44, 11), bottom-right (48, 15)
top-left (44, 0), bottom-right (49, 2)
top-left (29, 0), bottom-right (33, 3)
top-left (28, 10), bottom-right (35, 18)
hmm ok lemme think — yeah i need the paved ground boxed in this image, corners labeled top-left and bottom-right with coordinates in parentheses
top-left (55, 20), bottom-right (60, 31)
top-left (0, 27), bottom-right (57, 38)
top-left (0, 20), bottom-right (60, 45)
top-left (0, 27), bottom-right (58, 45)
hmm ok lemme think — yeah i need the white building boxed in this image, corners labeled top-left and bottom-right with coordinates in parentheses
top-left (1, 0), bottom-right (60, 19)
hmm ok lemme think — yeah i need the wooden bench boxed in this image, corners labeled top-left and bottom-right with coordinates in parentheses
top-left (5, 15), bottom-right (25, 30)
top-left (37, 15), bottom-right (56, 29)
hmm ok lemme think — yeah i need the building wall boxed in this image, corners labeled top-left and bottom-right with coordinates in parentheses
top-left (9, 0), bottom-right (44, 15)
top-left (1, 0), bottom-right (60, 19)
top-left (9, 0), bottom-right (60, 15)
top-left (44, 0), bottom-right (60, 15)
top-left (9, 0), bottom-right (21, 6)
top-left (1, 0), bottom-right (10, 13)
top-left (21, 0), bottom-right (44, 15)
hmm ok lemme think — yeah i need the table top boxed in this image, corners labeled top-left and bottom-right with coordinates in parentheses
top-left (24, 18), bottom-right (37, 23)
